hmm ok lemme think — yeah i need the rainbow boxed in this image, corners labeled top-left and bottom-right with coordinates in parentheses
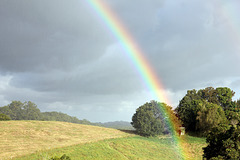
top-left (86, 0), bottom-right (186, 159)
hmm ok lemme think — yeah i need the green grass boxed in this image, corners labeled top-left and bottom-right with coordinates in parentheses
top-left (0, 121), bottom-right (206, 160)
top-left (14, 135), bottom-right (206, 160)
top-left (180, 135), bottom-right (207, 159)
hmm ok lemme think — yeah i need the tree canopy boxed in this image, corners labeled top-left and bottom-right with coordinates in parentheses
top-left (131, 100), bottom-right (180, 137)
top-left (175, 87), bottom-right (236, 133)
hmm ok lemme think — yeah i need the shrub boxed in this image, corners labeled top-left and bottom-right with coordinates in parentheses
top-left (49, 154), bottom-right (71, 160)
top-left (0, 113), bottom-right (11, 121)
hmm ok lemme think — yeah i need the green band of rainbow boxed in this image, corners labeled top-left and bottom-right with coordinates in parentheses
top-left (86, 0), bottom-right (186, 159)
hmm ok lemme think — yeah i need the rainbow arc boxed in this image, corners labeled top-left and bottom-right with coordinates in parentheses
top-left (87, 0), bottom-right (186, 158)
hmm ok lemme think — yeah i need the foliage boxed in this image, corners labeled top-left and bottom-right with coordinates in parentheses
top-left (131, 101), bottom-right (165, 136)
top-left (160, 102), bottom-right (182, 134)
top-left (175, 90), bottom-right (202, 131)
top-left (0, 113), bottom-right (11, 121)
top-left (131, 100), bottom-right (181, 136)
top-left (41, 112), bottom-right (91, 125)
top-left (196, 102), bottom-right (227, 135)
top-left (215, 87), bottom-right (235, 109)
top-left (176, 87), bottom-right (235, 133)
top-left (0, 101), bottom-right (92, 125)
top-left (0, 101), bottom-right (41, 120)
top-left (203, 124), bottom-right (240, 159)
top-left (50, 154), bottom-right (71, 160)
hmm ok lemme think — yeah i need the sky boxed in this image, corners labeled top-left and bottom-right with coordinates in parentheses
top-left (1, 0), bottom-right (240, 122)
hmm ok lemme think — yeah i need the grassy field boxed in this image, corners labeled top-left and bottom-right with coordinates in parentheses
top-left (0, 121), bottom-right (206, 160)
top-left (15, 135), bottom-right (206, 160)
top-left (0, 121), bottom-right (133, 159)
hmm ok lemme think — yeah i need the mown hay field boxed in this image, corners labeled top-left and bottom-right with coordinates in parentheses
top-left (0, 121), bottom-right (133, 159)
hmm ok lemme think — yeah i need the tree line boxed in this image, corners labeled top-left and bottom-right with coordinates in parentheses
top-left (0, 101), bottom-right (92, 125)
top-left (0, 101), bottom-right (133, 130)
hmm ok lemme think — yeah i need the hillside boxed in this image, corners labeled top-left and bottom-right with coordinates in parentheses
top-left (0, 121), bottom-right (134, 159)
top-left (15, 134), bottom-right (206, 160)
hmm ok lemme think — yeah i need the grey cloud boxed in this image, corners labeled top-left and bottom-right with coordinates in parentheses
top-left (0, 0), bottom-right (240, 122)
top-left (0, 0), bottom-right (113, 73)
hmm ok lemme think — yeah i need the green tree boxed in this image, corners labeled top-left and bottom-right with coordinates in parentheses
top-left (203, 124), bottom-right (240, 159)
top-left (0, 113), bottom-right (11, 121)
top-left (0, 106), bottom-right (12, 117)
top-left (216, 87), bottom-right (235, 109)
top-left (175, 89), bottom-right (202, 131)
top-left (198, 87), bottom-right (219, 104)
top-left (131, 101), bottom-right (164, 137)
top-left (196, 101), bottom-right (227, 135)
top-left (8, 101), bottom-right (24, 120)
top-left (22, 101), bottom-right (42, 120)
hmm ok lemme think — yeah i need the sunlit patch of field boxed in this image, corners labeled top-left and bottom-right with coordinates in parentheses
top-left (0, 121), bottom-right (134, 159)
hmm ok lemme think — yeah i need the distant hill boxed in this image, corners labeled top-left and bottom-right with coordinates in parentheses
top-left (96, 121), bottom-right (134, 130)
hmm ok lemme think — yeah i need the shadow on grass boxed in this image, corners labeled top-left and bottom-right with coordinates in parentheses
top-left (118, 129), bottom-right (137, 135)
top-left (187, 131), bottom-right (206, 138)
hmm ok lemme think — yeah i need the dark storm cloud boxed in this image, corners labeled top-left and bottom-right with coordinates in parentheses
top-left (0, 0), bottom-right (240, 122)
top-left (0, 0), bottom-right (113, 73)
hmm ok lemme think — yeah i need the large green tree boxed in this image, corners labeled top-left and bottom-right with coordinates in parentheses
top-left (131, 101), bottom-right (165, 137)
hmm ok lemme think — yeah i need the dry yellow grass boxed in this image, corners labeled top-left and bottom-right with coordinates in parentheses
top-left (0, 121), bottom-right (134, 159)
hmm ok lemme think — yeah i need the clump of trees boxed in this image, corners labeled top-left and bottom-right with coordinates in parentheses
top-left (0, 101), bottom-right (92, 125)
top-left (131, 100), bottom-right (181, 137)
top-left (175, 87), bottom-right (240, 159)
top-left (175, 87), bottom-right (237, 135)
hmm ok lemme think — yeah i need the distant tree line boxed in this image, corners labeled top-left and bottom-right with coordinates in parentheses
top-left (0, 101), bottom-right (134, 130)
top-left (0, 101), bottom-right (92, 125)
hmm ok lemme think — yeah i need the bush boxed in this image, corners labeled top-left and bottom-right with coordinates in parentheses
top-left (49, 154), bottom-right (71, 160)
top-left (0, 113), bottom-right (11, 121)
